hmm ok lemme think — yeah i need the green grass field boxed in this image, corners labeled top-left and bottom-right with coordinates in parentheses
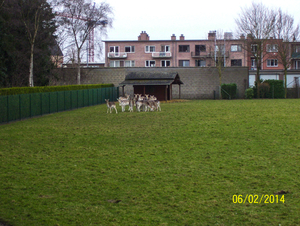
top-left (1, 99), bottom-right (300, 225)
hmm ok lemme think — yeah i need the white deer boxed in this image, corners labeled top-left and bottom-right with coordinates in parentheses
top-left (105, 99), bottom-right (118, 114)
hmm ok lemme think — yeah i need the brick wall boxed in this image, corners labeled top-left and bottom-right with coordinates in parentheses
top-left (50, 67), bottom-right (249, 99)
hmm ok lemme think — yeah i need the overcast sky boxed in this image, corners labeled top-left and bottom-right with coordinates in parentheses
top-left (99, 0), bottom-right (300, 41)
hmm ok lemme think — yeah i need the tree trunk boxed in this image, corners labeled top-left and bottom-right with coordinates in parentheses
top-left (29, 44), bottom-right (34, 87)
top-left (284, 68), bottom-right (287, 98)
top-left (256, 67), bottom-right (260, 98)
top-left (77, 49), bottom-right (81, 85)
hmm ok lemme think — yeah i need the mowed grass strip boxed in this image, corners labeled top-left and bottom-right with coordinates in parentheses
top-left (0, 99), bottom-right (300, 225)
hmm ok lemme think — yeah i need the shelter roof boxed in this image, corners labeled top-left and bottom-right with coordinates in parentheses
top-left (119, 70), bottom-right (183, 86)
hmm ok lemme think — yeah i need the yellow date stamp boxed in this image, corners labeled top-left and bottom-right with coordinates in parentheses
top-left (232, 194), bottom-right (285, 204)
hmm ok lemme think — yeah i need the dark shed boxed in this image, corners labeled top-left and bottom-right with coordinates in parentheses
top-left (119, 70), bottom-right (183, 101)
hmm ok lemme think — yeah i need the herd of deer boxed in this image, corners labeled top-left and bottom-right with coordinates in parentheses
top-left (105, 94), bottom-right (161, 114)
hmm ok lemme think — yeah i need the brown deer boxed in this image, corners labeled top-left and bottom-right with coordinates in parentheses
top-left (105, 99), bottom-right (118, 114)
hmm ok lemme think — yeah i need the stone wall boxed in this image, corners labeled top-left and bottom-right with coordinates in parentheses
top-left (50, 67), bottom-right (249, 99)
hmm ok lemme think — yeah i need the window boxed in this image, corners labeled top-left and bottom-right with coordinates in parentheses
top-left (179, 45), bottom-right (190, 52)
top-left (109, 46), bottom-right (119, 53)
top-left (145, 46), bottom-right (155, 53)
top-left (251, 59), bottom-right (257, 69)
top-left (231, 45), bottom-right (242, 52)
top-left (267, 59), bottom-right (278, 67)
top-left (161, 45), bottom-right (170, 52)
top-left (231, 59), bottom-right (242, 66)
top-left (125, 46), bottom-right (135, 53)
top-left (161, 60), bottom-right (170, 67)
top-left (215, 45), bottom-right (225, 54)
top-left (110, 61), bottom-right (120, 67)
top-left (195, 45), bottom-right (206, 54)
top-left (125, 61), bottom-right (135, 67)
top-left (267, 44), bottom-right (278, 52)
top-left (195, 60), bottom-right (206, 67)
top-left (295, 61), bottom-right (300, 69)
top-left (251, 44), bottom-right (258, 53)
top-left (179, 60), bottom-right (190, 67)
top-left (145, 60), bottom-right (156, 67)
top-left (294, 45), bottom-right (300, 53)
top-left (109, 46), bottom-right (119, 56)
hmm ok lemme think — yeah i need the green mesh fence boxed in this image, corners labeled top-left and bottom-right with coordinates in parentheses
top-left (0, 87), bottom-right (118, 124)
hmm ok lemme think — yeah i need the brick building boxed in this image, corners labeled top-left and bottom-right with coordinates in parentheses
top-left (104, 31), bottom-right (300, 88)
top-left (104, 31), bottom-right (247, 68)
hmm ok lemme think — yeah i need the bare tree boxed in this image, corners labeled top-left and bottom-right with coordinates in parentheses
top-left (235, 2), bottom-right (276, 97)
top-left (55, 0), bottom-right (113, 84)
top-left (19, 1), bottom-right (43, 87)
top-left (272, 8), bottom-right (300, 98)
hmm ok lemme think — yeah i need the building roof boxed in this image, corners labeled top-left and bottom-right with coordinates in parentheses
top-left (119, 70), bottom-right (183, 86)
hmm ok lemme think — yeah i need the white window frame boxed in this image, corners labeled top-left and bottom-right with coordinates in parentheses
top-left (125, 46), bottom-right (135, 53)
top-left (145, 46), bottom-right (156, 53)
top-left (161, 45), bottom-right (170, 52)
top-left (267, 59), bottom-right (278, 67)
top-left (267, 44), bottom-right (278, 52)
top-left (145, 60), bottom-right (156, 67)
top-left (110, 61), bottom-right (120, 67)
top-left (109, 46), bottom-right (120, 56)
top-left (231, 44), bottom-right (242, 52)
top-left (295, 60), bottom-right (300, 69)
top-left (161, 60), bottom-right (170, 67)
top-left (125, 60), bottom-right (135, 67)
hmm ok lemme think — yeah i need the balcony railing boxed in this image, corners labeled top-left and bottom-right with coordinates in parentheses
top-left (107, 52), bottom-right (127, 58)
top-left (191, 52), bottom-right (209, 58)
top-left (152, 52), bottom-right (172, 58)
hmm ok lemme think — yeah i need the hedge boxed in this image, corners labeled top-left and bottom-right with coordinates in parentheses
top-left (253, 80), bottom-right (284, 98)
top-left (0, 84), bottom-right (114, 96)
top-left (221, 83), bottom-right (237, 99)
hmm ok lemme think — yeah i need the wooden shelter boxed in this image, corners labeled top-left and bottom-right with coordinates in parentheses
top-left (119, 71), bottom-right (183, 101)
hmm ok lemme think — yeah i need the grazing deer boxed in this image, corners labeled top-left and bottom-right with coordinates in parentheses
top-left (105, 99), bottom-right (118, 114)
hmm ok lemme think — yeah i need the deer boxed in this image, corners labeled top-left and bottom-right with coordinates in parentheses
top-left (128, 98), bottom-right (134, 112)
top-left (117, 94), bottom-right (130, 101)
top-left (105, 99), bottom-right (118, 114)
top-left (118, 98), bottom-right (129, 112)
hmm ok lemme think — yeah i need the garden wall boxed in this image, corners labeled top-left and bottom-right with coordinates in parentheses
top-left (50, 67), bottom-right (249, 99)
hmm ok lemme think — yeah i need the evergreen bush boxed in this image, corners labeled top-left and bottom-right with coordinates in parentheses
top-left (245, 88), bottom-right (254, 99)
top-left (221, 83), bottom-right (237, 99)
top-left (0, 84), bottom-right (114, 96)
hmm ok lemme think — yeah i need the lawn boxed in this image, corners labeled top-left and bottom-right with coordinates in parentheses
top-left (0, 99), bottom-right (300, 225)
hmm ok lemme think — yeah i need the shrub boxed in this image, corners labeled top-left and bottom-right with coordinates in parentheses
top-left (0, 84), bottom-right (114, 96)
top-left (221, 83), bottom-right (237, 99)
top-left (253, 80), bottom-right (284, 98)
top-left (245, 88), bottom-right (254, 99)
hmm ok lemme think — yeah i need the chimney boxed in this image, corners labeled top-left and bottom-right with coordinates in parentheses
top-left (208, 31), bottom-right (216, 40)
top-left (180, 34), bottom-right (185, 41)
top-left (240, 34), bottom-right (245, 40)
top-left (171, 34), bottom-right (176, 41)
top-left (138, 31), bottom-right (150, 41)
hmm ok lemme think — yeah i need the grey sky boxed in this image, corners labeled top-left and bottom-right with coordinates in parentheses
top-left (100, 0), bottom-right (300, 41)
